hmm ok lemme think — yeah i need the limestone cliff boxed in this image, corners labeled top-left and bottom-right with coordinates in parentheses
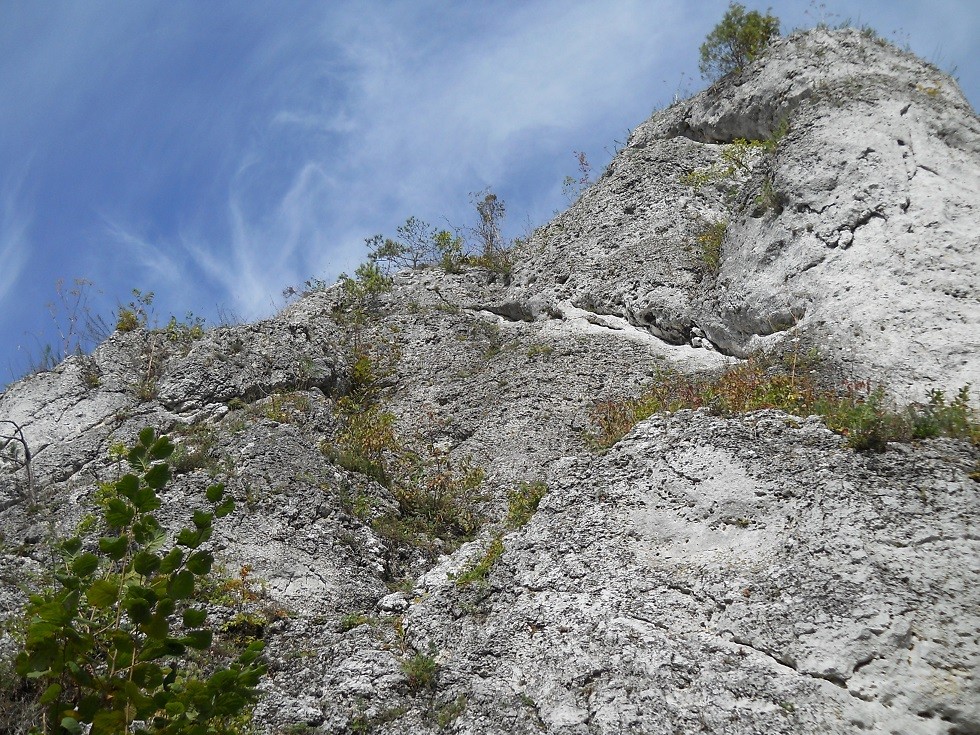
top-left (1, 28), bottom-right (978, 735)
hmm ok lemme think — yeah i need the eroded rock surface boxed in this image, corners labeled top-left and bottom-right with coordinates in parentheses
top-left (510, 27), bottom-right (980, 400)
top-left (1, 26), bottom-right (978, 735)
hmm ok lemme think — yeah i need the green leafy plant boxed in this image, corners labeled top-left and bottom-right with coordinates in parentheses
top-left (116, 289), bottom-right (155, 333)
top-left (164, 313), bottom-right (206, 343)
top-left (453, 536), bottom-right (504, 587)
top-left (506, 482), bottom-right (548, 529)
top-left (466, 189), bottom-right (514, 278)
top-left (326, 341), bottom-right (487, 561)
top-left (367, 217), bottom-right (441, 271)
top-left (433, 695), bottom-right (467, 729)
top-left (680, 138), bottom-right (771, 198)
top-left (696, 219), bottom-right (728, 273)
top-left (338, 612), bottom-right (374, 633)
top-left (401, 649), bottom-right (438, 692)
top-left (911, 386), bottom-right (975, 439)
top-left (699, 2), bottom-right (780, 82)
top-left (434, 230), bottom-right (466, 274)
top-left (335, 262), bottom-right (394, 324)
top-left (754, 175), bottom-right (785, 215)
top-left (13, 428), bottom-right (265, 734)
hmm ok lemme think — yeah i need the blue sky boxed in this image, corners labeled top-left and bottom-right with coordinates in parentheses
top-left (1, 0), bottom-right (978, 385)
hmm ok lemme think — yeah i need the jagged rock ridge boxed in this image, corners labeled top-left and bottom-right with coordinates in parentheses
top-left (1, 27), bottom-right (978, 735)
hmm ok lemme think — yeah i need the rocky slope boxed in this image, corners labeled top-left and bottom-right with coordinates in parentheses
top-left (509, 27), bottom-right (980, 401)
top-left (1, 27), bottom-right (978, 735)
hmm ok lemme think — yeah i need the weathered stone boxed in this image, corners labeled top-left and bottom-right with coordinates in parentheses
top-left (1, 26), bottom-right (977, 735)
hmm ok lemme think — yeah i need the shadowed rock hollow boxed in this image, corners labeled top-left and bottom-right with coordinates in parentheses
top-left (1, 27), bottom-right (978, 735)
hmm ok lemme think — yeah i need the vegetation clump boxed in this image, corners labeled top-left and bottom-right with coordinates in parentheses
top-left (589, 354), bottom-right (979, 453)
top-left (326, 340), bottom-right (487, 565)
top-left (453, 536), bottom-right (504, 587)
top-left (506, 482), bottom-right (548, 529)
top-left (401, 649), bottom-right (439, 693)
top-left (9, 428), bottom-right (265, 734)
top-left (696, 220), bottom-right (728, 273)
top-left (699, 2), bottom-right (780, 82)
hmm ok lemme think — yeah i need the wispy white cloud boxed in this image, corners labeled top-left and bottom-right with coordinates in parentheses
top-left (0, 214), bottom-right (29, 308)
top-left (102, 219), bottom-right (183, 286)
top-left (179, 160), bottom-right (347, 319)
top-left (2, 0), bottom-right (978, 378)
top-left (0, 173), bottom-right (31, 308)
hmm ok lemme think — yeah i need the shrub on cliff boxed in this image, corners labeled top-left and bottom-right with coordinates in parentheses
top-left (700, 2), bottom-right (780, 82)
top-left (10, 428), bottom-right (265, 734)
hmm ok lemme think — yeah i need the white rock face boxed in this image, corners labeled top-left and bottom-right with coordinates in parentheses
top-left (407, 410), bottom-right (979, 734)
top-left (1, 27), bottom-right (978, 735)
top-left (511, 28), bottom-right (980, 400)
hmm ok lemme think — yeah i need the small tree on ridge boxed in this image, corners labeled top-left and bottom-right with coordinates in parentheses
top-left (699, 3), bottom-right (780, 82)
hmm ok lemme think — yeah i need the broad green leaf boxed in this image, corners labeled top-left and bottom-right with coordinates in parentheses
top-left (132, 662), bottom-right (164, 689)
top-left (132, 515), bottom-right (163, 544)
top-left (36, 599), bottom-right (73, 625)
top-left (159, 547), bottom-right (184, 573)
top-left (205, 483), bottom-right (225, 502)
top-left (86, 580), bottom-right (119, 608)
top-left (144, 524), bottom-right (168, 553)
top-left (238, 640), bottom-right (266, 665)
top-left (165, 700), bottom-right (186, 716)
top-left (133, 551), bottom-right (161, 577)
top-left (128, 445), bottom-right (147, 470)
top-left (192, 510), bottom-right (213, 530)
top-left (150, 436), bottom-right (175, 460)
top-left (139, 426), bottom-right (156, 447)
top-left (185, 551), bottom-right (213, 576)
top-left (71, 552), bottom-right (99, 578)
top-left (123, 596), bottom-right (152, 624)
top-left (54, 572), bottom-right (81, 591)
top-left (169, 570), bottom-right (194, 599)
top-left (122, 678), bottom-right (154, 713)
top-left (183, 608), bottom-right (207, 627)
top-left (142, 612), bottom-right (169, 640)
top-left (176, 528), bottom-right (201, 549)
top-left (116, 473), bottom-right (140, 500)
top-left (214, 498), bottom-right (235, 518)
top-left (144, 462), bottom-right (171, 490)
top-left (138, 642), bottom-right (167, 661)
top-left (133, 485), bottom-right (161, 513)
top-left (107, 631), bottom-right (135, 670)
top-left (163, 638), bottom-right (186, 656)
top-left (91, 708), bottom-right (126, 735)
top-left (209, 669), bottom-right (236, 689)
top-left (78, 694), bottom-right (101, 722)
top-left (60, 717), bottom-right (82, 735)
top-left (182, 629), bottom-right (212, 650)
top-left (105, 498), bottom-right (135, 527)
top-left (61, 536), bottom-right (82, 555)
top-left (38, 682), bottom-right (62, 704)
top-left (155, 596), bottom-right (175, 618)
top-left (99, 535), bottom-right (128, 560)
top-left (19, 641), bottom-right (56, 674)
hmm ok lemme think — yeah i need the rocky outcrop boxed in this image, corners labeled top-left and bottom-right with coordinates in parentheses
top-left (510, 28), bottom-right (980, 401)
top-left (1, 27), bottom-right (978, 735)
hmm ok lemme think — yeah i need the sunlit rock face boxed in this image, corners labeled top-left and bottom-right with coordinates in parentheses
top-left (1, 28), bottom-right (978, 735)
top-left (511, 27), bottom-right (980, 402)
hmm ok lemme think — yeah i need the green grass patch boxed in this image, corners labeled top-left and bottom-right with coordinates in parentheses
top-left (589, 356), bottom-right (978, 453)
